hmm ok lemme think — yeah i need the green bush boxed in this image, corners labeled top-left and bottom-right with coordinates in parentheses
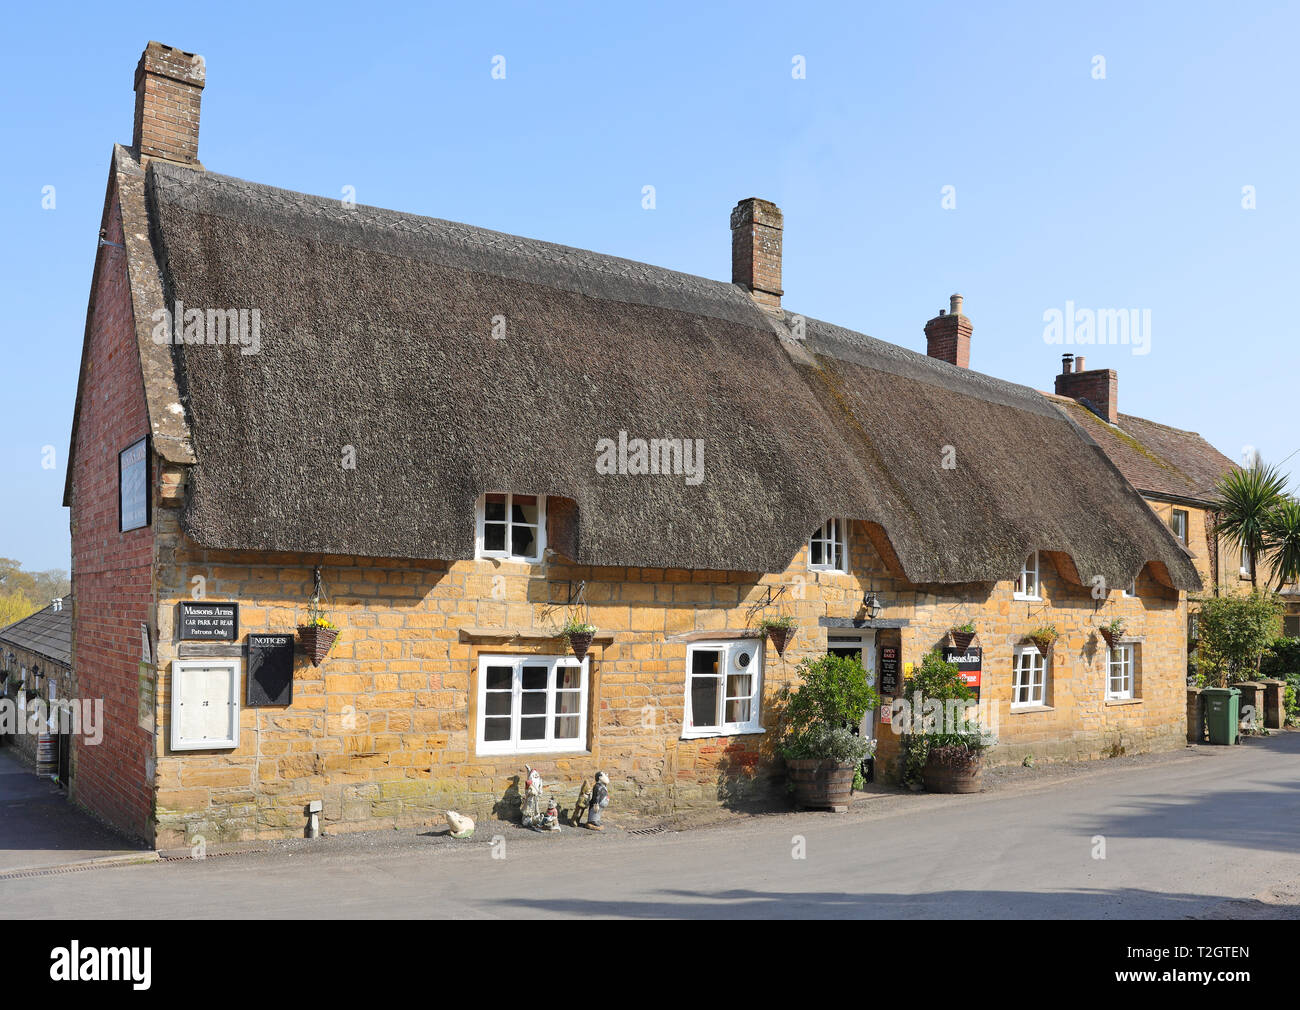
top-left (1260, 635), bottom-right (1300, 679)
top-left (1192, 591), bottom-right (1284, 687)
top-left (898, 649), bottom-right (995, 786)
top-left (777, 653), bottom-right (878, 763)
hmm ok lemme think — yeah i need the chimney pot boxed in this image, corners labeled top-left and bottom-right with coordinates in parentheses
top-left (1062, 353), bottom-right (1074, 375)
top-left (730, 198), bottom-right (784, 313)
top-left (950, 293), bottom-right (963, 317)
top-left (133, 41), bottom-right (206, 164)
top-left (1075, 355), bottom-right (1086, 372)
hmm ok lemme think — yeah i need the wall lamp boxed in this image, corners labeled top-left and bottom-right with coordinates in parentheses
top-left (862, 591), bottom-right (883, 620)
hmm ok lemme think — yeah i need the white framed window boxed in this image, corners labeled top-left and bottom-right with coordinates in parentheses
top-left (1012, 646), bottom-right (1047, 707)
top-left (1121, 576), bottom-right (1137, 597)
top-left (684, 639), bottom-right (763, 738)
top-left (808, 519), bottom-right (848, 573)
top-left (1240, 545), bottom-right (1252, 577)
top-left (1014, 552), bottom-right (1041, 600)
top-left (476, 654), bottom-right (588, 755)
top-left (170, 658), bottom-right (240, 750)
top-left (1107, 644), bottom-right (1135, 700)
top-left (476, 492), bottom-right (546, 562)
top-left (1171, 509), bottom-right (1188, 543)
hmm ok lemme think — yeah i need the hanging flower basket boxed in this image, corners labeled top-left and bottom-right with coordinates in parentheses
top-left (1027, 626), bottom-right (1058, 655)
top-left (559, 618), bottom-right (598, 662)
top-left (1098, 620), bottom-right (1127, 649)
top-left (950, 626), bottom-right (977, 650)
top-left (567, 631), bottom-right (595, 662)
top-left (758, 617), bottom-right (798, 658)
top-left (298, 622), bottom-right (339, 667)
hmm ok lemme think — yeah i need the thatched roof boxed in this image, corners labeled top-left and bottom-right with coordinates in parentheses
top-left (137, 159), bottom-right (1199, 590)
top-left (1046, 394), bottom-right (1235, 504)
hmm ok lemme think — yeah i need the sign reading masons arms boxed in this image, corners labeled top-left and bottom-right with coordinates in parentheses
top-left (178, 601), bottom-right (239, 641)
top-left (942, 646), bottom-right (982, 701)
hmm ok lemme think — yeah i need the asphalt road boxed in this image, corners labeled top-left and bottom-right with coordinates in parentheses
top-left (3, 732), bottom-right (1299, 919)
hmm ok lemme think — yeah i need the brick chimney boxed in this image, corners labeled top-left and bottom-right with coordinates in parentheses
top-left (924, 294), bottom-right (972, 368)
top-left (1055, 355), bottom-right (1118, 424)
top-left (731, 198), bottom-right (783, 313)
top-left (133, 41), bottom-right (206, 164)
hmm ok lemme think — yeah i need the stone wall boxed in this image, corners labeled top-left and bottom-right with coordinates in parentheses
top-left (148, 504), bottom-right (1190, 847)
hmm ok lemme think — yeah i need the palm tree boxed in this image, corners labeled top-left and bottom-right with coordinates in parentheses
top-left (1210, 462), bottom-right (1287, 589)
top-left (1263, 497), bottom-right (1300, 591)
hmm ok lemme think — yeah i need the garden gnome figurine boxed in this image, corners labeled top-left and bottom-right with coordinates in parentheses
top-left (521, 765), bottom-right (544, 829)
top-left (542, 795), bottom-right (561, 832)
top-left (586, 770), bottom-right (610, 830)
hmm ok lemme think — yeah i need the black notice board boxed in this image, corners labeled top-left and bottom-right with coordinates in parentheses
top-left (942, 646), bottom-right (983, 702)
top-left (178, 601), bottom-right (239, 641)
top-left (247, 634), bottom-right (294, 707)
top-left (879, 645), bottom-right (901, 696)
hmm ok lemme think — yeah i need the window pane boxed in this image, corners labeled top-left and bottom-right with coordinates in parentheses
top-left (691, 650), bottom-right (720, 675)
top-left (810, 539), bottom-right (824, 565)
top-left (554, 715), bottom-right (579, 739)
top-left (556, 666), bottom-right (581, 691)
top-left (484, 717), bottom-right (511, 741)
top-left (691, 677), bottom-right (719, 727)
top-left (520, 716), bottom-right (545, 740)
top-left (555, 691), bottom-right (580, 715)
top-left (725, 698), bottom-right (752, 723)
top-left (726, 673), bottom-right (752, 701)
top-left (485, 665), bottom-right (512, 691)
top-left (484, 494), bottom-right (507, 522)
top-left (512, 524), bottom-right (537, 558)
top-left (521, 692), bottom-right (547, 716)
top-left (484, 523), bottom-right (506, 552)
top-left (511, 495), bottom-right (539, 524)
top-left (484, 692), bottom-right (512, 716)
top-left (522, 666), bottom-right (548, 691)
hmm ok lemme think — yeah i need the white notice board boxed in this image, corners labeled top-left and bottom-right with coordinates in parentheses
top-left (170, 659), bottom-right (240, 750)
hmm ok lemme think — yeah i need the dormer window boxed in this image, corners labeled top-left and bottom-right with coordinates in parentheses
top-left (476, 493), bottom-right (546, 562)
top-left (808, 519), bottom-right (848, 573)
top-left (1014, 552), bottom-right (1041, 600)
top-left (1170, 509), bottom-right (1188, 543)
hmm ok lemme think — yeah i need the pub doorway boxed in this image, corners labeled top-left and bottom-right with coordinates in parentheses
top-left (827, 632), bottom-right (877, 781)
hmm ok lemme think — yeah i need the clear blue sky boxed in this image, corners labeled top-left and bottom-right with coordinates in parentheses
top-left (2, 1), bottom-right (1296, 572)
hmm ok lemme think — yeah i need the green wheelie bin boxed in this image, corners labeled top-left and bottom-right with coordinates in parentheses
top-left (1202, 687), bottom-right (1240, 745)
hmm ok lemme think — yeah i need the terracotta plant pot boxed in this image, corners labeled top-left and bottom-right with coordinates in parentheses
top-left (951, 630), bottom-right (976, 650)
top-left (297, 625), bottom-right (339, 667)
top-left (566, 631), bottom-right (595, 662)
top-left (766, 625), bottom-right (795, 657)
top-left (922, 748), bottom-right (983, 793)
top-left (787, 758), bottom-right (856, 812)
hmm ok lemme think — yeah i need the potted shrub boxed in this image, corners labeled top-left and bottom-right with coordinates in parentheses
top-left (558, 616), bottom-right (598, 662)
top-left (778, 653), bottom-right (878, 811)
top-left (1098, 617), bottom-right (1127, 648)
top-left (899, 649), bottom-right (996, 793)
top-left (950, 621), bottom-right (977, 650)
top-left (1027, 623), bottom-right (1058, 655)
top-left (757, 615), bottom-right (798, 658)
top-left (297, 615), bottom-right (339, 667)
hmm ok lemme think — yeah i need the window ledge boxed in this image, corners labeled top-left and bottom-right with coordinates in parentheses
top-left (1105, 697), bottom-right (1142, 706)
top-left (681, 726), bottom-right (766, 741)
top-left (1012, 594), bottom-right (1042, 602)
top-left (476, 747), bottom-right (591, 759)
top-left (1010, 704), bottom-right (1054, 714)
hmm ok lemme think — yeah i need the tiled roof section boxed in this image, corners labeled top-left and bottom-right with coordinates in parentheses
top-left (0, 598), bottom-right (73, 667)
top-left (1046, 394), bottom-right (1236, 502)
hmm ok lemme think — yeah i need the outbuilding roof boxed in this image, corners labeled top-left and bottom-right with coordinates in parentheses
top-left (124, 155), bottom-right (1199, 590)
top-left (0, 598), bottom-right (73, 668)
